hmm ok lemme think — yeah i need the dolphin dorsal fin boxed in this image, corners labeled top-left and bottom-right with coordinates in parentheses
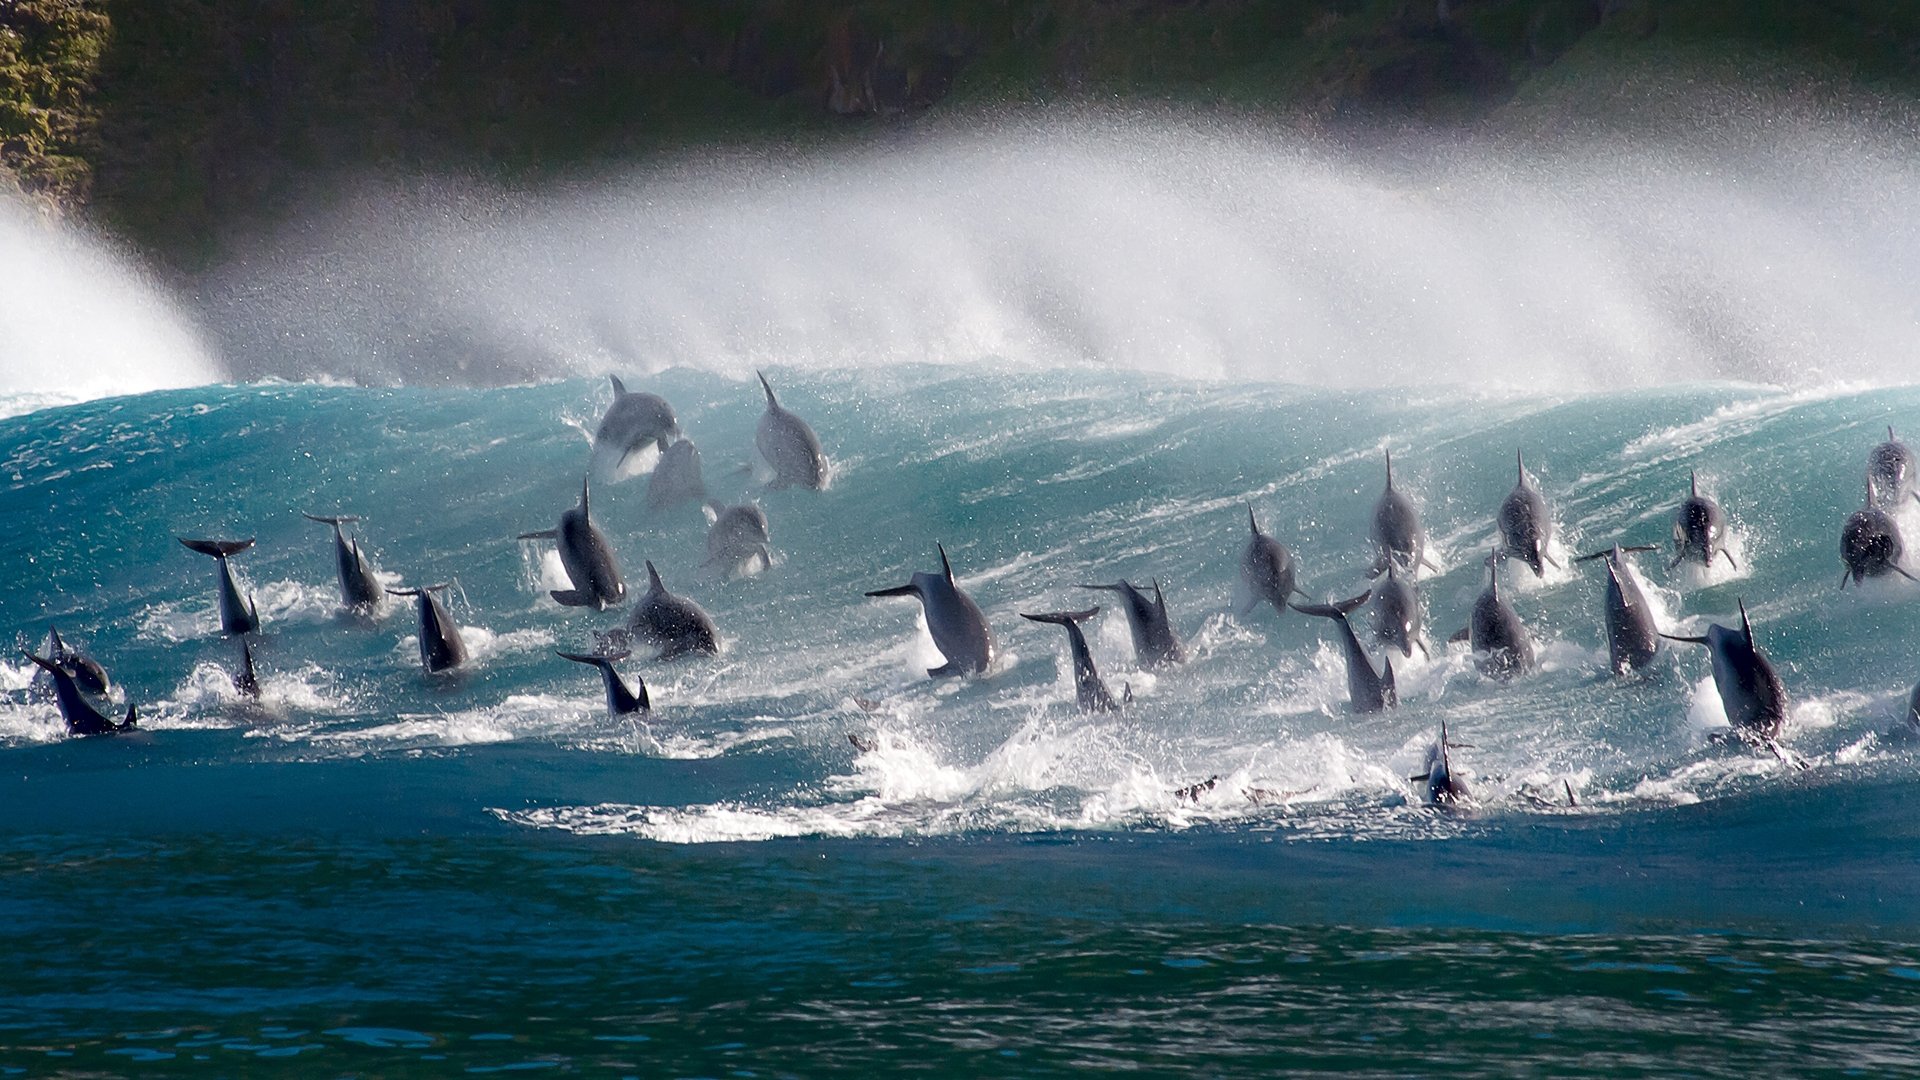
top-left (1739, 598), bottom-right (1755, 649)
top-left (580, 476), bottom-right (591, 519)
top-left (1690, 470), bottom-right (1698, 498)
top-left (609, 374), bottom-right (628, 397)
top-left (1892, 425), bottom-right (1899, 443)
top-left (1487, 546), bottom-right (1500, 598)
top-left (1152, 577), bottom-right (1167, 613)
top-left (757, 370), bottom-right (778, 407)
top-left (1384, 448), bottom-right (1394, 491)
top-left (1440, 719), bottom-right (1452, 770)
top-left (48, 625), bottom-right (66, 656)
top-left (1516, 449), bottom-right (1526, 486)
top-left (1247, 504), bottom-right (1260, 535)
top-left (646, 560), bottom-right (666, 592)
top-left (937, 543), bottom-right (955, 584)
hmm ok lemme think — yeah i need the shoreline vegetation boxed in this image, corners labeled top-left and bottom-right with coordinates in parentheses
top-left (3, 0), bottom-right (1918, 269)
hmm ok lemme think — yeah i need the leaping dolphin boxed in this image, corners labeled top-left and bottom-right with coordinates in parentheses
top-left (1497, 451), bottom-right (1557, 577)
top-left (1368, 561), bottom-right (1426, 660)
top-left (25, 652), bottom-right (136, 737)
top-left (628, 562), bottom-right (720, 659)
top-left (1661, 599), bottom-right (1790, 744)
top-left (386, 583), bottom-right (468, 673)
top-left (647, 438), bottom-right (707, 511)
top-left (755, 371), bottom-right (828, 490)
top-left (33, 626), bottom-right (110, 699)
top-left (1409, 720), bottom-right (1470, 806)
top-left (1020, 608), bottom-right (1120, 713)
top-left (1868, 426), bottom-right (1916, 509)
top-left (558, 649), bottom-right (650, 717)
top-left (303, 513), bottom-right (385, 615)
top-left (703, 501), bottom-right (772, 578)
top-left (1241, 505), bottom-right (1308, 617)
top-left (1671, 472), bottom-right (1736, 572)
top-left (1464, 548), bottom-right (1535, 681)
top-left (1908, 679), bottom-right (1920, 733)
top-left (1078, 579), bottom-right (1184, 668)
top-left (178, 537), bottom-right (261, 635)
top-left (1290, 590), bottom-right (1396, 714)
top-left (1370, 450), bottom-right (1434, 578)
top-left (519, 478), bottom-right (626, 609)
top-left (1840, 485), bottom-right (1915, 587)
top-left (1576, 544), bottom-right (1663, 675)
top-left (593, 376), bottom-right (679, 475)
top-left (866, 544), bottom-right (995, 678)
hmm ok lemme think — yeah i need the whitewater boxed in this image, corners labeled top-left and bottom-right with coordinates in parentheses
top-left (3, 113), bottom-right (1920, 1074)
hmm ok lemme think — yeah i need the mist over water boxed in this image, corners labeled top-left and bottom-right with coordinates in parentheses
top-left (202, 109), bottom-right (1920, 391)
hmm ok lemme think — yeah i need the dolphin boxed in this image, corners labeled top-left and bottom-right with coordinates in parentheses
top-left (1290, 590), bottom-right (1396, 714)
top-left (386, 583), bottom-right (468, 673)
top-left (593, 376), bottom-right (679, 473)
top-left (1078, 578), bottom-right (1184, 668)
top-left (1840, 489), bottom-right (1915, 588)
top-left (519, 478), bottom-right (626, 609)
top-left (1409, 720), bottom-right (1470, 806)
top-left (1369, 450), bottom-right (1434, 578)
top-left (866, 544), bottom-right (995, 678)
top-left (628, 562), bottom-right (720, 659)
top-left (1670, 472), bottom-right (1736, 572)
top-left (1466, 548), bottom-right (1535, 681)
top-left (1908, 680), bottom-right (1920, 733)
top-left (178, 538), bottom-right (261, 635)
top-left (558, 649), bottom-right (650, 717)
top-left (25, 652), bottom-right (136, 737)
top-left (1576, 544), bottom-right (1663, 675)
top-left (1368, 561), bottom-right (1426, 660)
top-left (34, 626), bottom-right (110, 698)
top-left (755, 371), bottom-right (828, 490)
top-left (303, 513), bottom-right (385, 615)
top-left (1497, 451), bottom-right (1556, 577)
top-left (647, 438), bottom-right (707, 511)
top-left (703, 501), bottom-right (772, 577)
top-left (234, 638), bottom-right (262, 700)
top-left (1661, 599), bottom-right (1789, 743)
top-left (1241, 505), bottom-right (1308, 617)
top-left (1020, 608), bottom-right (1120, 713)
top-left (1868, 426), bottom-right (1916, 509)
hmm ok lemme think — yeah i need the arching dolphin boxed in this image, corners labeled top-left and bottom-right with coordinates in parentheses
top-left (1409, 720), bottom-right (1470, 806)
top-left (1020, 608), bottom-right (1120, 713)
top-left (647, 438), bottom-right (707, 511)
top-left (629, 562), bottom-right (720, 659)
top-left (1078, 579), bottom-right (1184, 668)
top-left (703, 501), bottom-right (772, 577)
top-left (754, 371), bottom-right (829, 490)
top-left (34, 626), bottom-right (110, 698)
top-left (234, 638), bottom-right (262, 700)
top-left (386, 583), bottom-right (468, 673)
top-left (593, 376), bottom-right (679, 473)
top-left (24, 652), bottom-right (135, 736)
top-left (1370, 450), bottom-right (1433, 578)
top-left (1497, 451), bottom-right (1556, 577)
top-left (558, 649), bottom-right (650, 716)
top-left (1868, 426), bottom-right (1916, 509)
top-left (1661, 599), bottom-right (1789, 743)
top-left (178, 538), bottom-right (261, 635)
top-left (1466, 548), bottom-right (1535, 681)
top-left (1368, 561), bottom-right (1426, 660)
top-left (519, 478), bottom-right (626, 609)
top-left (1840, 491), bottom-right (1915, 587)
top-left (1576, 544), bottom-right (1663, 675)
top-left (303, 513), bottom-right (385, 615)
top-left (1241, 505), bottom-right (1307, 617)
top-left (1670, 472), bottom-right (1736, 571)
top-left (866, 544), bottom-right (994, 678)
top-left (1290, 590), bottom-right (1396, 714)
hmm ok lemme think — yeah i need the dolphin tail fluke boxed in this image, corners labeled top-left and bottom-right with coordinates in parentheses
top-left (866, 583), bottom-right (919, 598)
top-left (1289, 590), bottom-right (1371, 620)
top-left (47, 625), bottom-right (67, 656)
top-left (756, 370), bottom-right (777, 406)
top-left (23, 652), bottom-right (59, 675)
top-left (385, 583), bottom-right (452, 598)
top-left (179, 538), bottom-right (254, 558)
top-left (1659, 632), bottom-right (1709, 645)
top-left (517, 529), bottom-right (559, 541)
top-left (302, 513), bottom-right (361, 527)
top-left (550, 589), bottom-right (596, 607)
top-left (1077, 582), bottom-right (1124, 594)
top-left (1020, 608), bottom-right (1100, 627)
top-left (557, 649), bottom-right (632, 666)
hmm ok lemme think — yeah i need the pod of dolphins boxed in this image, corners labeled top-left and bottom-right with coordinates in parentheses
top-left (16, 382), bottom-right (1920, 811)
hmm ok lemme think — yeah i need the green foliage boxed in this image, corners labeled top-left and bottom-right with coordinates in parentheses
top-left (0, 0), bottom-right (109, 207)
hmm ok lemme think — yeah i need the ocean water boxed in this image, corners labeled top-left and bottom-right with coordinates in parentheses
top-left (4, 368), bottom-right (1920, 1074)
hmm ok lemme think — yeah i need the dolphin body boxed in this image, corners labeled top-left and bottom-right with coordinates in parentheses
top-left (1368, 561), bottom-right (1425, 660)
top-left (1662, 600), bottom-right (1790, 743)
top-left (1868, 426), bottom-right (1916, 509)
top-left (303, 513), bottom-right (385, 615)
top-left (1291, 590), bottom-right (1396, 714)
top-left (178, 538), bottom-right (261, 635)
top-left (1241, 506), bottom-right (1307, 617)
top-left (558, 649), bottom-right (650, 716)
top-left (703, 501), bottom-right (772, 577)
top-left (31, 626), bottom-right (110, 699)
top-left (1576, 544), bottom-right (1663, 675)
top-left (593, 376), bottom-right (679, 472)
top-left (1409, 720), bottom-right (1470, 806)
top-left (647, 439), bottom-right (707, 511)
top-left (520, 479), bottom-right (626, 609)
top-left (1467, 549), bottom-right (1535, 681)
top-left (1370, 450), bottom-right (1433, 578)
top-left (1020, 608), bottom-right (1120, 713)
top-left (628, 562), bottom-right (720, 659)
top-left (234, 638), bottom-right (262, 700)
top-left (1671, 472), bottom-right (1736, 572)
top-left (1840, 494), bottom-right (1915, 587)
top-left (1497, 451), bottom-right (1556, 577)
top-left (25, 652), bottom-right (135, 736)
top-left (754, 371), bottom-right (828, 490)
top-left (1078, 579), bottom-right (1184, 668)
top-left (1908, 680), bottom-right (1920, 733)
top-left (387, 584), bottom-right (468, 673)
top-left (866, 544), bottom-right (995, 678)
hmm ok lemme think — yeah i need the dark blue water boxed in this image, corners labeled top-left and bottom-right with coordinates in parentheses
top-left (4, 370), bottom-right (1920, 1075)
